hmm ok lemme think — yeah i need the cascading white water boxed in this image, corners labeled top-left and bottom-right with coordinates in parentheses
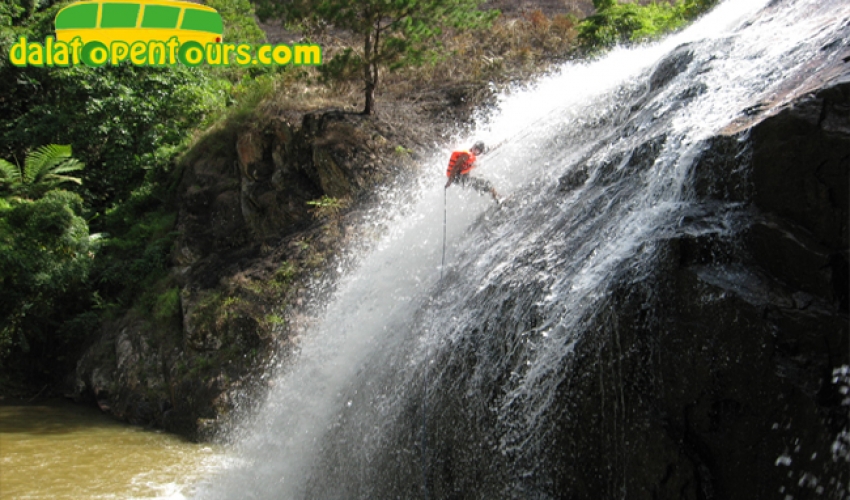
top-left (194, 0), bottom-right (849, 497)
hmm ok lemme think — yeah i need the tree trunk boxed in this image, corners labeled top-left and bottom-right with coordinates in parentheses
top-left (362, 25), bottom-right (379, 115)
top-left (364, 68), bottom-right (376, 115)
top-left (363, 30), bottom-right (375, 115)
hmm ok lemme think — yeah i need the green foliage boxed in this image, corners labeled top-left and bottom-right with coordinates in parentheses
top-left (192, 355), bottom-right (213, 375)
top-left (0, 1), bottom-right (227, 211)
top-left (0, 0), bottom-right (270, 389)
top-left (256, 0), bottom-right (496, 113)
top-left (207, 0), bottom-right (266, 44)
top-left (394, 145), bottom-right (413, 156)
top-left (0, 0), bottom-right (59, 48)
top-left (153, 287), bottom-right (181, 321)
top-left (0, 144), bottom-right (92, 367)
top-left (95, 201), bottom-right (178, 311)
top-left (0, 189), bottom-right (97, 365)
top-left (579, 0), bottom-right (718, 49)
top-left (272, 261), bottom-right (296, 291)
top-left (318, 48), bottom-right (363, 89)
top-left (0, 144), bottom-right (83, 199)
top-left (307, 195), bottom-right (349, 219)
top-left (264, 314), bottom-right (285, 326)
top-left (227, 73), bottom-right (277, 122)
top-left (0, 1), bottom-right (26, 30)
top-left (0, 63), bottom-right (223, 211)
top-left (204, 0), bottom-right (271, 83)
top-left (593, 0), bottom-right (617, 9)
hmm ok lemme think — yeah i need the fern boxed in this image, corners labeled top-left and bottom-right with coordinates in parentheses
top-left (0, 145), bottom-right (84, 199)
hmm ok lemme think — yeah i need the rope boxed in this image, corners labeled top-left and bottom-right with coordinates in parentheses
top-left (422, 349), bottom-right (429, 500)
top-left (486, 138), bottom-right (510, 156)
top-left (441, 187), bottom-right (447, 280)
top-left (423, 187), bottom-right (447, 499)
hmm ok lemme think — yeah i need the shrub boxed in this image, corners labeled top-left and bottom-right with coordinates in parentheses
top-left (0, 189), bottom-right (97, 370)
top-left (578, 0), bottom-right (718, 50)
top-left (154, 287), bottom-right (181, 321)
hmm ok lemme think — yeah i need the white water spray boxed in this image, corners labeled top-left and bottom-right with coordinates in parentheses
top-left (193, 0), bottom-right (849, 497)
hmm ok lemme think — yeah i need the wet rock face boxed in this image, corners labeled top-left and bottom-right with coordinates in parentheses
top-left (177, 110), bottom-right (408, 276)
top-left (544, 83), bottom-right (849, 497)
top-left (748, 83), bottom-right (850, 312)
top-left (649, 44), bottom-right (695, 93)
top-left (313, 83), bottom-right (847, 500)
top-left (540, 82), bottom-right (849, 499)
top-left (74, 314), bottom-right (175, 428)
top-left (180, 111), bottom-right (390, 258)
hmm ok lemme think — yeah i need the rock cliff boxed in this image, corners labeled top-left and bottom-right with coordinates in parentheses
top-left (71, 108), bottom-right (425, 438)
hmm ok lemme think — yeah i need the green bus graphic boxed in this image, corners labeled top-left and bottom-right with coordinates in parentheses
top-left (9, 0), bottom-right (321, 67)
top-left (55, 0), bottom-right (223, 45)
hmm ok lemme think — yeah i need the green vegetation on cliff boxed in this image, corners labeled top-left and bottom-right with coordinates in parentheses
top-left (579, 0), bottom-right (717, 48)
top-left (0, 145), bottom-right (95, 373)
top-left (0, 0), bottom-right (262, 390)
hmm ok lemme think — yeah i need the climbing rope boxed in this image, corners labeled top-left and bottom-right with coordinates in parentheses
top-left (441, 187), bottom-right (448, 281)
top-left (423, 187), bottom-right (448, 499)
top-left (423, 353), bottom-right (429, 499)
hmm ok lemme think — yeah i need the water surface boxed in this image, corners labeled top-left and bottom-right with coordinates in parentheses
top-left (0, 400), bottom-right (217, 499)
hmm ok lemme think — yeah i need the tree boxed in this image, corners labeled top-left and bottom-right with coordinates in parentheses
top-left (0, 190), bottom-right (97, 372)
top-left (0, 145), bottom-right (92, 368)
top-left (0, 144), bottom-right (83, 199)
top-left (0, 1), bottom-right (223, 213)
top-left (256, 0), bottom-right (496, 114)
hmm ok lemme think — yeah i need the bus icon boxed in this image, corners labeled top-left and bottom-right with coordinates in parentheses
top-left (55, 0), bottom-right (223, 45)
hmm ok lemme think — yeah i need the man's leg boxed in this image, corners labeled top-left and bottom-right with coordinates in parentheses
top-left (465, 176), bottom-right (499, 202)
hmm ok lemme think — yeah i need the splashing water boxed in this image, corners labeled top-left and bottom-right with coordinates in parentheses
top-left (194, 0), bottom-right (849, 497)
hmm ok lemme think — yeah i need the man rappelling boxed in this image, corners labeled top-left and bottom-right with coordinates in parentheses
top-left (445, 141), bottom-right (500, 202)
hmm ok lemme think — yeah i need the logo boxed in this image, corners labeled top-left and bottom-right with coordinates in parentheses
top-left (8, 0), bottom-right (321, 68)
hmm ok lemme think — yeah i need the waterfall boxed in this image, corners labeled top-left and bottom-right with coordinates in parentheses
top-left (195, 0), bottom-right (849, 497)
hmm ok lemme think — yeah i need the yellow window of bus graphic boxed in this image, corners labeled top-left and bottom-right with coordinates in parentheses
top-left (55, 0), bottom-right (223, 45)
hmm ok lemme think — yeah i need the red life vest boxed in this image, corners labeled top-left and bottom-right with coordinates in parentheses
top-left (446, 150), bottom-right (477, 178)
